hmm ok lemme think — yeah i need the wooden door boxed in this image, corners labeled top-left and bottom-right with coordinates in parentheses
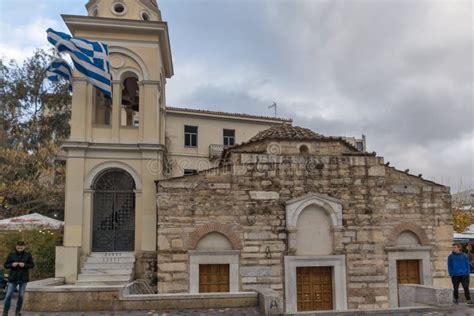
top-left (199, 264), bottom-right (230, 293)
top-left (396, 260), bottom-right (420, 285)
top-left (297, 266), bottom-right (333, 311)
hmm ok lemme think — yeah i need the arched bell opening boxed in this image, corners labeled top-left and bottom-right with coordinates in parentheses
top-left (121, 73), bottom-right (140, 127)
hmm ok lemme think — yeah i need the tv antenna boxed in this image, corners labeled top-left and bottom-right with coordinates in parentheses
top-left (268, 102), bottom-right (277, 117)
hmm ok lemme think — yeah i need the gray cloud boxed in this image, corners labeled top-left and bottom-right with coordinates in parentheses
top-left (161, 0), bottom-right (473, 191)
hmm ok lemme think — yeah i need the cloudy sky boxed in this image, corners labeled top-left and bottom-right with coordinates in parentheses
top-left (0, 0), bottom-right (472, 191)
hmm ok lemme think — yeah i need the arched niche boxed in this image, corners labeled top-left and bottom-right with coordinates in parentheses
top-left (187, 224), bottom-right (241, 293)
top-left (296, 205), bottom-right (333, 255)
top-left (186, 223), bottom-right (242, 250)
top-left (196, 232), bottom-right (233, 251)
top-left (286, 193), bottom-right (343, 255)
top-left (387, 222), bottom-right (429, 247)
top-left (396, 230), bottom-right (421, 246)
top-left (385, 222), bottom-right (432, 308)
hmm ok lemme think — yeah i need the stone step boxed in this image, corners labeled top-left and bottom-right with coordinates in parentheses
top-left (85, 256), bottom-right (135, 263)
top-left (82, 262), bottom-right (134, 270)
top-left (74, 280), bottom-right (129, 286)
top-left (80, 269), bottom-right (133, 275)
top-left (90, 252), bottom-right (135, 258)
top-left (77, 273), bottom-right (132, 282)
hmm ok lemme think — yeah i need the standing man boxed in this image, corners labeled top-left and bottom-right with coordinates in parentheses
top-left (448, 243), bottom-right (473, 305)
top-left (2, 241), bottom-right (34, 316)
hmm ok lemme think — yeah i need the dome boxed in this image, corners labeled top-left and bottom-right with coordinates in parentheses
top-left (248, 124), bottom-right (323, 142)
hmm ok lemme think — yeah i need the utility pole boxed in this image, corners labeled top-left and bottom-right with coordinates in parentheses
top-left (268, 102), bottom-right (277, 117)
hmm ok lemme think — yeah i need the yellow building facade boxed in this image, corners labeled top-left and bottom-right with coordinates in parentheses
top-left (56, 0), bottom-right (290, 284)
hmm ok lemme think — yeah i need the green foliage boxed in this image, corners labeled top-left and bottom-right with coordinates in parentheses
top-left (0, 49), bottom-right (71, 218)
top-left (452, 208), bottom-right (472, 233)
top-left (0, 229), bottom-right (63, 280)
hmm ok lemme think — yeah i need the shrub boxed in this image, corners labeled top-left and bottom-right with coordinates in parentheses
top-left (0, 229), bottom-right (63, 280)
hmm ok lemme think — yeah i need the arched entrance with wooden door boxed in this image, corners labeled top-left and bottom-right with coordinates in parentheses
top-left (92, 169), bottom-right (136, 252)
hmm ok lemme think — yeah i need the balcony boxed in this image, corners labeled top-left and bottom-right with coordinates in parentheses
top-left (209, 144), bottom-right (228, 158)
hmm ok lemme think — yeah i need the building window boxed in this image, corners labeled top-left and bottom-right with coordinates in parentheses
top-left (184, 169), bottom-right (198, 176)
top-left (111, 2), bottom-right (127, 16)
top-left (299, 145), bottom-right (309, 155)
top-left (141, 11), bottom-right (151, 21)
top-left (223, 129), bottom-right (235, 147)
top-left (185, 125), bottom-right (198, 147)
top-left (90, 6), bottom-right (98, 17)
top-left (94, 88), bottom-right (112, 125)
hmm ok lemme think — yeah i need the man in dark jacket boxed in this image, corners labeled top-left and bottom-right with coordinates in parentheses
top-left (2, 241), bottom-right (34, 316)
top-left (448, 243), bottom-right (473, 305)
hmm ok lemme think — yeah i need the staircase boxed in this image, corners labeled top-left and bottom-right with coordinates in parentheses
top-left (75, 252), bottom-right (135, 287)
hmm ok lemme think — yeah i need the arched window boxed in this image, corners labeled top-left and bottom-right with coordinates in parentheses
top-left (121, 74), bottom-right (139, 127)
top-left (93, 169), bottom-right (135, 191)
top-left (93, 88), bottom-right (112, 125)
top-left (111, 2), bottom-right (127, 16)
top-left (299, 145), bottom-right (309, 155)
top-left (90, 6), bottom-right (98, 17)
top-left (141, 11), bottom-right (151, 21)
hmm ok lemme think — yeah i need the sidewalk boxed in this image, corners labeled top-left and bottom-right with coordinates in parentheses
top-left (1, 300), bottom-right (473, 316)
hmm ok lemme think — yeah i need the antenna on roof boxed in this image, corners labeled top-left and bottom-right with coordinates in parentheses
top-left (268, 102), bottom-right (277, 117)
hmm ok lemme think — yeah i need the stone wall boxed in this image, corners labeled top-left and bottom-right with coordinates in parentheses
top-left (135, 251), bottom-right (158, 289)
top-left (156, 143), bottom-right (452, 309)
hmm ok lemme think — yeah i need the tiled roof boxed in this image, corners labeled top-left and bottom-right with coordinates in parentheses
top-left (166, 106), bottom-right (292, 123)
top-left (248, 124), bottom-right (322, 142)
top-left (226, 124), bottom-right (362, 153)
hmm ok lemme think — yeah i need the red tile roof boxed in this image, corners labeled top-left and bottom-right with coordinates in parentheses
top-left (166, 106), bottom-right (292, 123)
top-left (248, 124), bottom-right (323, 142)
top-left (227, 124), bottom-right (362, 153)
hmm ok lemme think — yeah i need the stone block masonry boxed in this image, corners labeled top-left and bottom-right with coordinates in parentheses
top-left (156, 136), bottom-right (452, 310)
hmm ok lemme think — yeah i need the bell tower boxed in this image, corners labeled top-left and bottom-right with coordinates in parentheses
top-left (56, 0), bottom-right (173, 284)
top-left (86, 0), bottom-right (163, 21)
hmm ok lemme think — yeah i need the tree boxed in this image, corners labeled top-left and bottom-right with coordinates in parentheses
top-left (0, 49), bottom-right (71, 219)
top-left (452, 208), bottom-right (472, 233)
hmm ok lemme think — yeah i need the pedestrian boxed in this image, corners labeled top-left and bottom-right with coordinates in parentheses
top-left (2, 241), bottom-right (35, 316)
top-left (465, 242), bottom-right (474, 273)
top-left (448, 243), bottom-right (473, 305)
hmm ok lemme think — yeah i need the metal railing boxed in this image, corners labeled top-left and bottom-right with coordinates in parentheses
top-left (209, 144), bottom-right (226, 158)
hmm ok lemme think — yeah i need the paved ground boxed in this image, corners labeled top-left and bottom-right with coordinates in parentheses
top-left (1, 299), bottom-right (474, 316)
top-left (1, 306), bottom-right (474, 316)
top-left (1, 307), bottom-right (262, 316)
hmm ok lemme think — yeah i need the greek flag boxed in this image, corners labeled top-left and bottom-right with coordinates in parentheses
top-left (46, 28), bottom-right (112, 98)
top-left (47, 58), bottom-right (73, 92)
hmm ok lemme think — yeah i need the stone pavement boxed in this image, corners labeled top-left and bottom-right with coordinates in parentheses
top-left (2, 300), bottom-right (474, 316)
top-left (1, 307), bottom-right (262, 315)
top-left (1, 306), bottom-right (474, 316)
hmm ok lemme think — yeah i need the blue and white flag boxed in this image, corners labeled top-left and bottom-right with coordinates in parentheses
top-left (46, 28), bottom-right (112, 98)
top-left (47, 58), bottom-right (73, 92)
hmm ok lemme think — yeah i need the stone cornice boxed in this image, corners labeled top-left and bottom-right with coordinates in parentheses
top-left (139, 80), bottom-right (160, 86)
top-left (62, 14), bottom-right (173, 78)
top-left (62, 140), bottom-right (165, 152)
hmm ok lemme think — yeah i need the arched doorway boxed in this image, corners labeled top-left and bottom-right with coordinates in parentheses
top-left (92, 169), bottom-right (136, 252)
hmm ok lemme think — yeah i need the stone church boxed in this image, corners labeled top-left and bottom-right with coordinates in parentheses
top-left (55, 0), bottom-right (453, 313)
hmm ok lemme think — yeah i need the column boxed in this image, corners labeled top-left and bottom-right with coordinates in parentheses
top-left (111, 80), bottom-right (121, 142)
